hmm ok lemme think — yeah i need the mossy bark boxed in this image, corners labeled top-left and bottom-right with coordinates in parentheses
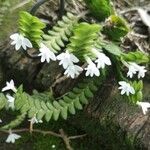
top-left (0, 0), bottom-right (150, 149)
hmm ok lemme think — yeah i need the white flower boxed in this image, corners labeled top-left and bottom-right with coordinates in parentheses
top-left (52, 145), bottom-right (56, 148)
top-left (85, 57), bottom-right (100, 77)
top-left (6, 132), bottom-right (21, 143)
top-left (127, 62), bottom-right (147, 79)
top-left (64, 65), bottom-right (83, 79)
top-left (118, 81), bottom-right (135, 96)
top-left (57, 51), bottom-right (79, 69)
top-left (28, 116), bottom-right (43, 124)
top-left (91, 48), bottom-right (111, 69)
top-left (10, 33), bottom-right (32, 50)
top-left (95, 53), bottom-right (111, 69)
top-left (6, 94), bottom-right (15, 109)
top-left (0, 119), bottom-right (2, 123)
top-left (38, 43), bottom-right (56, 63)
top-left (137, 66), bottom-right (147, 79)
top-left (127, 63), bottom-right (138, 78)
top-left (137, 101), bottom-right (150, 115)
top-left (2, 80), bottom-right (17, 93)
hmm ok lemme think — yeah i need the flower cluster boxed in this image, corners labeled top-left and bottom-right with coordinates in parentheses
top-left (118, 81), bottom-right (135, 96)
top-left (2, 79), bottom-right (17, 110)
top-left (57, 51), bottom-right (83, 78)
top-left (6, 130), bottom-right (21, 144)
top-left (10, 33), bottom-right (113, 79)
top-left (28, 116), bottom-right (43, 124)
top-left (1, 80), bottom-right (43, 143)
top-left (137, 102), bottom-right (150, 115)
top-left (1, 80), bottom-right (21, 143)
top-left (127, 62), bottom-right (147, 79)
top-left (85, 48), bottom-right (111, 77)
top-left (38, 43), bottom-right (56, 63)
top-left (2, 79), bottom-right (17, 93)
top-left (10, 33), bottom-right (32, 50)
top-left (9, 32), bottom-right (149, 116)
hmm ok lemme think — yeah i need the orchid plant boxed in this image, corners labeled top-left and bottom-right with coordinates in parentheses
top-left (0, 0), bottom-right (149, 145)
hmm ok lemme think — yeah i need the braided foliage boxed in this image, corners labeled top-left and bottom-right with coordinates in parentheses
top-left (84, 0), bottom-right (113, 21)
top-left (19, 11), bottom-right (46, 46)
top-left (67, 23), bottom-right (101, 60)
top-left (43, 13), bottom-right (79, 53)
top-left (13, 74), bottom-right (105, 122)
top-left (122, 51), bottom-right (149, 64)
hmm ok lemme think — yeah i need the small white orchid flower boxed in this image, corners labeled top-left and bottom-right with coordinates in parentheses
top-left (57, 51), bottom-right (79, 69)
top-left (2, 80), bottom-right (17, 93)
top-left (127, 63), bottom-right (138, 78)
top-left (118, 81), bottom-right (135, 96)
top-left (92, 48), bottom-right (111, 69)
top-left (38, 43), bottom-right (56, 63)
top-left (64, 64), bottom-right (83, 79)
top-left (85, 57), bottom-right (100, 77)
top-left (10, 33), bottom-right (32, 50)
top-left (137, 66), bottom-right (147, 79)
top-left (28, 116), bottom-right (43, 124)
top-left (0, 119), bottom-right (2, 123)
top-left (95, 53), bottom-right (111, 69)
top-left (6, 131), bottom-right (21, 143)
top-left (127, 62), bottom-right (147, 79)
top-left (6, 94), bottom-right (15, 109)
top-left (137, 101), bottom-right (150, 115)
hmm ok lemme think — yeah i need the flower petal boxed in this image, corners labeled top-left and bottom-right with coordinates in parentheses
top-left (23, 38), bottom-right (33, 48)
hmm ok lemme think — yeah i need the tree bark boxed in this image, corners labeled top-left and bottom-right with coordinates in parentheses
top-left (0, 0), bottom-right (150, 149)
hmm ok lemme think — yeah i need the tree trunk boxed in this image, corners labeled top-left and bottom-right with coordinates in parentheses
top-left (71, 82), bottom-right (150, 149)
top-left (0, 0), bottom-right (150, 149)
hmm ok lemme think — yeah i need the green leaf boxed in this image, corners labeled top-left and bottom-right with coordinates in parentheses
top-left (61, 107), bottom-right (68, 120)
top-left (122, 51), bottom-right (149, 64)
top-left (43, 12), bottom-right (78, 53)
top-left (0, 70), bottom-right (105, 123)
top-left (0, 93), bottom-right (6, 110)
top-left (84, 87), bottom-right (94, 98)
top-left (128, 81), bottom-right (144, 104)
top-left (19, 11), bottom-right (45, 46)
top-left (28, 107), bottom-right (37, 118)
top-left (79, 92), bottom-right (88, 104)
top-left (36, 109), bottom-right (45, 120)
top-left (68, 103), bottom-right (76, 114)
top-left (135, 80), bottom-right (143, 91)
top-left (74, 98), bottom-right (83, 110)
top-left (53, 109), bottom-right (60, 121)
top-left (136, 91), bottom-right (143, 102)
top-left (103, 15), bottom-right (129, 41)
top-left (45, 110), bottom-right (53, 122)
top-left (67, 22), bottom-right (101, 60)
top-left (1, 113), bottom-right (26, 130)
top-left (84, 0), bottom-right (113, 21)
top-left (21, 103), bottom-right (29, 113)
top-left (102, 42), bottom-right (122, 56)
